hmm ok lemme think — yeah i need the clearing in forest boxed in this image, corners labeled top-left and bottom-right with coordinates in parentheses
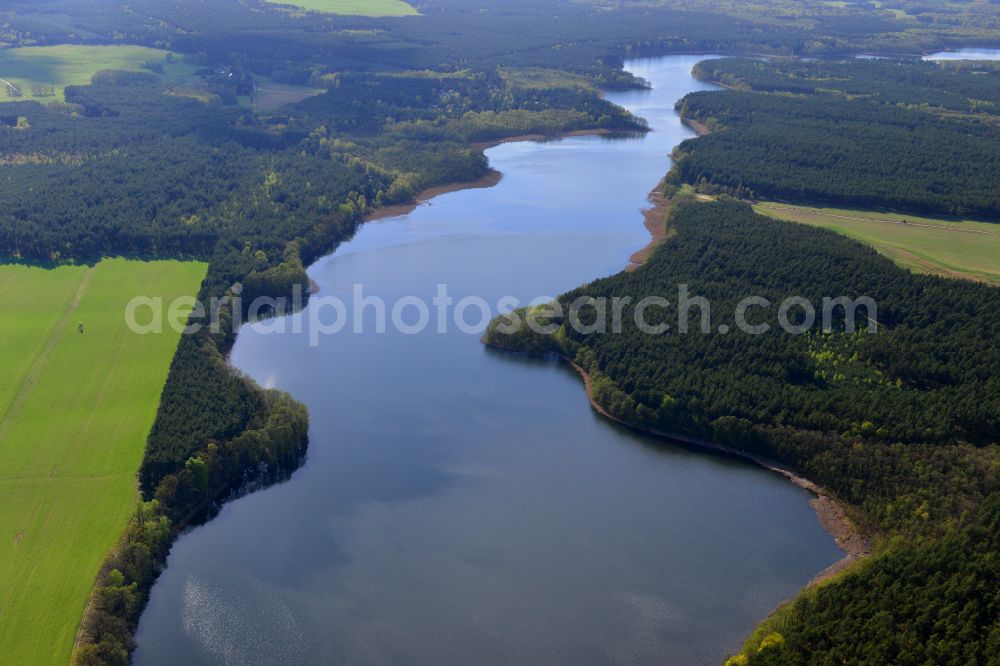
top-left (265, 0), bottom-right (419, 16)
top-left (756, 202), bottom-right (1000, 285)
top-left (0, 45), bottom-right (197, 103)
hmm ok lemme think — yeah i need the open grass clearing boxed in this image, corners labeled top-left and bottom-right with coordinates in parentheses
top-left (251, 77), bottom-right (327, 111)
top-left (755, 201), bottom-right (1000, 285)
top-left (0, 45), bottom-right (198, 103)
top-left (265, 0), bottom-right (419, 16)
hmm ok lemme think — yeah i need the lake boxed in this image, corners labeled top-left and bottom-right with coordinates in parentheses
top-left (925, 48), bottom-right (1000, 61)
top-left (134, 55), bottom-right (842, 666)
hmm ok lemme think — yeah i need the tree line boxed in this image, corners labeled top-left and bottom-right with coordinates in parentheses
top-left (693, 57), bottom-right (1000, 115)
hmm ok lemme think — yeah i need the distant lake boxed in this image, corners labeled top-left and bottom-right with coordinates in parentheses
top-left (925, 48), bottom-right (1000, 61)
top-left (134, 56), bottom-right (842, 666)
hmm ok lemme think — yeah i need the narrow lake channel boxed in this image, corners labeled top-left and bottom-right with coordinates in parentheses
top-left (134, 55), bottom-right (843, 666)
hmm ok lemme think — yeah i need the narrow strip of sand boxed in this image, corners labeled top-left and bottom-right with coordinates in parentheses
top-left (364, 170), bottom-right (504, 223)
top-left (627, 180), bottom-right (672, 270)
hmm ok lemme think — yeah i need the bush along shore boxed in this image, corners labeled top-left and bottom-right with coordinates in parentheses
top-left (483, 197), bottom-right (1000, 664)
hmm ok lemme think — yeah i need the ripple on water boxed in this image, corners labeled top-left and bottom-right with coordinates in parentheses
top-left (182, 576), bottom-right (307, 665)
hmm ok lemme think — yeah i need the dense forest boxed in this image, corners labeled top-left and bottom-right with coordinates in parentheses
top-left (3, 0), bottom-right (1000, 81)
top-left (670, 59), bottom-right (1000, 219)
top-left (1, 0), bottom-right (998, 663)
top-left (693, 56), bottom-right (1000, 113)
top-left (0, 68), bottom-right (644, 265)
top-left (485, 199), bottom-right (1000, 662)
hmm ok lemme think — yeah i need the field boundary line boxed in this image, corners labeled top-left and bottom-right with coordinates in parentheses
top-left (0, 266), bottom-right (96, 445)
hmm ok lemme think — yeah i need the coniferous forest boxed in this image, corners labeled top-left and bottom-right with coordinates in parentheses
top-left (0, 1), bottom-right (998, 664)
top-left (671, 58), bottom-right (1000, 219)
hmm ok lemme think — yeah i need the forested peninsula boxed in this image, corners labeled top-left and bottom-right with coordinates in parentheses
top-left (484, 198), bottom-right (999, 663)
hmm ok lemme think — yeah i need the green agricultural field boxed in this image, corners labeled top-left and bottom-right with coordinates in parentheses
top-left (265, 0), bottom-right (419, 16)
top-left (755, 202), bottom-right (1000, 285)
top-left (0, 258), bottom-right (206, 664)
top-left (0, 45), bottom-right (198, 103)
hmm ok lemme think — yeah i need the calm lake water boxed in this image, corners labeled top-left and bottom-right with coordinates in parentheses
top-left (134, 56), bottom-right (842, 666)
top-left (925, 48), bottom-right (1000, 61)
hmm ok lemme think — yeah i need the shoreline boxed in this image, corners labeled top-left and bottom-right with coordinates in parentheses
top-left (485, 341), bottom-right (872, 586)
top-left (363, 170), bottom-right (505, 223)
top-left (469, 127), bottom-right (623, 152)
top-left (363, 127), bottom-right (631, 227)
top-left (308, 110), bottom-right (874, 585)
top-left (627, 179), bottom-right (672, 270)
top-left (373, 119), bottom-right (873, 587)
top-left (681, 117), bottom-right (712, 136)
top-left (560, 355), bottom-right (873, 585)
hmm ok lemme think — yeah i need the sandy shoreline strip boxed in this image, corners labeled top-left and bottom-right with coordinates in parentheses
top-left (363, 170), bottom-right (505, 223)
top-left (469, 127), bottom-right (619, 153)
top-left (627, 179), bottom-right (672, 270)
top-left (681, 117), bottom-right (712, 136)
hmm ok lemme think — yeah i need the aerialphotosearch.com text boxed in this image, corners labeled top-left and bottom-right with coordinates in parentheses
top-left (125, 283), bottom-right (878, 346)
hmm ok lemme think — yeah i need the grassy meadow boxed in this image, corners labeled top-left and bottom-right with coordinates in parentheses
top-left (0, 258), bottom-right (206, 664)
top-left (0, 45), bottom-right (198, 103)
top-left (755, 202), bottom-right (1000, 285)
top-left (250, 76), bottom-right (326, 111)
top-left (499, 67), bottom-right (596, 91)
top-left (265, 0), bottom-right (419, 16)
